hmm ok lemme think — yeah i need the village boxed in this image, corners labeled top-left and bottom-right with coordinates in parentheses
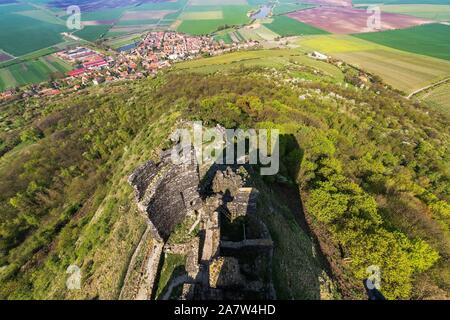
top-left (0, 32), bottom-right (259, 102)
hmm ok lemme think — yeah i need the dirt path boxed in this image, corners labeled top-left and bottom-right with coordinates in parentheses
top-left (160, 275), bottom-right (190, 300)
top-left (119, 226), bottom-right (150, 299)
top-left (135, 240), bottom-right (164, 300)
top-left (407, 77), bottom-right (450, 99)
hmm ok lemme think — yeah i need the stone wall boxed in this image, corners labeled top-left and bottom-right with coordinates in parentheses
top-left (129, 149), bottom-right (202, 241)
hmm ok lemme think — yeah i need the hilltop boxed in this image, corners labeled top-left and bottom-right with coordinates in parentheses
top-left (0, 49), bottom-right (449, 300)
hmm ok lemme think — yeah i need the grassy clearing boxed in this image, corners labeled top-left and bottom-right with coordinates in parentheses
top-left (155, 254), bottom-right (186, 299)
top-left (172, 48), bottom-right (344, 81)
top-left (264, 15), bottom-right (328, 36)
top-left (354, 23), bottom-right (450, 61)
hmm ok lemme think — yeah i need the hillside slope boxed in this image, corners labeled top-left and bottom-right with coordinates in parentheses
top-left (0, 49), bottom-right (449, 299)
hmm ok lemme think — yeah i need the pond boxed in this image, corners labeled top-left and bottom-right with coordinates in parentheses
top-left (117, 42), bottom-right (138, 52)
top-left (250, 4), bottom-right (272, 20)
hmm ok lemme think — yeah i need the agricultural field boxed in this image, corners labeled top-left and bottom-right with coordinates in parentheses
top-left (0, 50), bottom-right (13, 63)
top-left (0, 54), bottom-right (72, 91)
top-left (272, 3), bottom-right (314, 15)
top-left (416, 81), bottom-right (450, 115)
top-left (263, 15), bottom-right (328, 36)
top-left (0, 2), bottom-right (66, 56)
top-left (377, 4), bottom-right (450, 21)
top-left (236, 24), bottom-right (280, 41)
top-left (354, 23), bottom-right (450, 61)
top-left (73, 25), bottom-right (113, 42)
top-left (176, 5), bottom-right (255, 35)
top-left (297, 34), bottom-right (450, 94)
top-left (286, 7), bottom-right (430, 34)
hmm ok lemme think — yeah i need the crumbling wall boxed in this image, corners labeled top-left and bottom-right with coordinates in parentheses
top-left (129, 150), bottom-right (202, 241)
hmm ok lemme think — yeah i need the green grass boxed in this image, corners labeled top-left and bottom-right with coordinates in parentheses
top-left (354, 24), bottom-right (450, 61)
top-left (173, 48), bottom-right (344, 81)
top-left (264, 15), bottom-right (328, 37)
top-left (74, 25), bottom-right (113, 42)
top-left (155, 254), bottom-right (186, 299)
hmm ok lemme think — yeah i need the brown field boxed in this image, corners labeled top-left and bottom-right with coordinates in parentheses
top-left (0, 53), bottom-right (13, 62)
top-left (287, 7), bottom-right (431, 34)
top-left (120, 10), bottom-right (177, 21)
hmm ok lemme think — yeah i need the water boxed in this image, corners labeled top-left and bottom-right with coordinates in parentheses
top-left (117, 42), bottom-right (138, 52)
top-left (250, 5), bottom-right (272, 19)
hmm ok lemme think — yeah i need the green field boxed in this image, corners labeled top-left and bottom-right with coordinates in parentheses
top-left (0, 3), bottom-right (66, 56)
top-left (417, 81), bottom-right (450, 115)
top-left (298, 34), bottom-right (450, 94)
top-left (115, 19), bottom-right (160, 26)
top-left (379, 4), bottom-right (450, 21)
top-left (135, 0), bottom-right (188, 11)
top-left (236, 24), bottom-right (280, 41)
top-left (264, 16), bottom-right (328, 36)
top-left (272, 3), bottom-right (314, 15)
top-left (177, 5), bottom-right (255, 35)
top-left (354, 23), bottom-right (450, 61)
top-left (80, 8), bottom-right (130, 21)
top-left (74, 25), bottom-right (113, 42)
top-left (0, 55), bottom-right (72, 91)
top-left (214, 32), bottom-right (234, 44)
